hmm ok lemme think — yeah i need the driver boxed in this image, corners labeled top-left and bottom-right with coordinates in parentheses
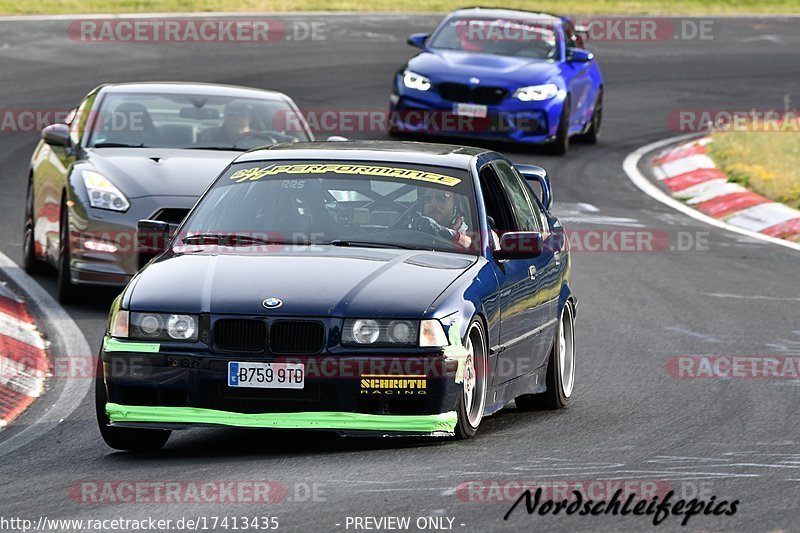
top-left (201, 101), bottom-right (253, 144)
top-left (411, 189), bottom-right (472, 249)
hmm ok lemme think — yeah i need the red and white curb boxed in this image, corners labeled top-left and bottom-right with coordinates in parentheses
top-left (0, 283), bottom-right (47, 428)
top-left (651, 136), bottom-right (800, 242)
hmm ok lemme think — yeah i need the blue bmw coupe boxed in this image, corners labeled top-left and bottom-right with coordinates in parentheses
top-left (389, 8), bottom-right (603, 154)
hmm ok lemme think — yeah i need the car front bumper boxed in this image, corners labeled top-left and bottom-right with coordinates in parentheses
top-left (69, 195), bottom-right (195, 287)
top-left (100, 337), bottom-right (465, 436)
top-left (389, 88), bottom-right (565, 145)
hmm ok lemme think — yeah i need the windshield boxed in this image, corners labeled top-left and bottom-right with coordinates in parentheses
top-left (428, 17), bottom-right (559, 60)
top-left (87, 92), bottom-right (310, 150)
top-left (178, 160), bottom-right (480, 255)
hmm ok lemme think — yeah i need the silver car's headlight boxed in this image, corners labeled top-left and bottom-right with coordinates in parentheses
top-left (129, 312), bottom-right (198, 341)
top-left (513, 83), bottom-right (560, 102)
top-left (402, 70), bottom-right (432, 91)
top-left (82, 170), bottom-right (130, 211)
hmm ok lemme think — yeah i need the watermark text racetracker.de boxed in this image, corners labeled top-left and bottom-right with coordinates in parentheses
top-left (448, 17), bottom-right (713, 42)
top-left (0, 109), bottom-right (147, 134)
top-left (70, 479), bottom-right (325, 504)
top-left (68, 18), bottom-right (327, 43)
top-left (667, 355), bottom-right (800, 380)
top-left (81, 228), bottom-right (711, 256)
top-left (668, 109), bottom-right (800, 133)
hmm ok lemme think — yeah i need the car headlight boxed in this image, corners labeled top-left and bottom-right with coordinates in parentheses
top-left (419, 319), bottom-right (448, 347)
top-left (82, 170), bottom-right (130, 212)
top-left (402, 70), bottom-right (432, 91)
top-left (110, 309), bottom-right (129, 338)
top-left (342, 319), bottom-right (422, 346)
top-left (513, 83), bottom-right (560, 102)
top-left (128, 312), bottom-right (199, 341)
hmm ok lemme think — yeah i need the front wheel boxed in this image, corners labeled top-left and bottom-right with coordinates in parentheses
top-left (95, 357), bottom-right (171, 452)
top-left (454, 319), bottom-right (488, 439)
top-left (515, 301), bottom-right (575, 410)
top-left (23, 179), bottom-right (47, 275)
top-left (56, 199), bottom-right (78, 304)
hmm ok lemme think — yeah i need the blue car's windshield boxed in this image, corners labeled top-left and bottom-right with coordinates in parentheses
top-left (428, 17), bottom-right (559, 60)
top-left (87, 92), bottom-right (310, 150)
top-left (178, 160), bottom-right (480, 255)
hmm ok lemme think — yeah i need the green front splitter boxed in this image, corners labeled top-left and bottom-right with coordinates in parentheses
top-left (106, 403), bottom-right (458, 434)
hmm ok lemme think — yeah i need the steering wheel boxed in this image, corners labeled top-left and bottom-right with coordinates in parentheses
top-left (387, 205), bottom-right (421, 231)
top-left (231, 131), bottom-right (281, 147)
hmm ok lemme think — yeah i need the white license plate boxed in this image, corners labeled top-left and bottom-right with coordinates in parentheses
top-left (454, 103), bottom-right (488, 118)
top-left (228, 362), bottom-right (304, 389)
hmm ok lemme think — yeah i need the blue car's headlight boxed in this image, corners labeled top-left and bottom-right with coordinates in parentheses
top-left (402, 70), bottom-right (432, 91)
top-left (342, 319), bottom-right (448, 347)
top-left (129, 312), bottom-right (199, 341)
top-left (82, 170), bottom-right (130, 212)
top-left (513, 84), bottom-right (559, 102)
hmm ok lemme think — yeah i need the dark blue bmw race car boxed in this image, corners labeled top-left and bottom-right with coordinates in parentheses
top-left (389, 8), bottom-right (603, 154)
top-left (96, 141), bottom-right (576, 450)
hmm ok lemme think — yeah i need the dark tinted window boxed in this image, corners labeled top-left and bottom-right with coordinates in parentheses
top-left (492, 160), bottom-right (541, 232)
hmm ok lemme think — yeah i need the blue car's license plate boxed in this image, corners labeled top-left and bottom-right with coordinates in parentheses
top-left (228, 362), bottom-right (305, 389)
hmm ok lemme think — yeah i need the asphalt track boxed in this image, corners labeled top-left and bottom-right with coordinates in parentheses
top-left (0, 14), bottom-right (799, 532)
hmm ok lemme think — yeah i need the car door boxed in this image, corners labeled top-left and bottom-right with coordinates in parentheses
top-left (511, 164), bottom-right (562, 369)
top-left (481, 159), bottom-right (555, 384)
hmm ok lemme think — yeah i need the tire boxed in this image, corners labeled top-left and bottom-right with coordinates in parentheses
top-left (545, 97), bottom-right (570, 156)
top-left (574, 89), bottom-right (602, 145)
top-left (56, 198), bottom-right (78, 304)
top-left (454, 319), bottom-right (489, 439)
top-left (22, 179), bottom-right (48, 275)
top-left (95, 356), bottom-right (171, 452)
top-left (515, 301), bottom-right (576, 411)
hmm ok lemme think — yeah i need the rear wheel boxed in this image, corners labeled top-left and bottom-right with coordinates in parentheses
top-left (515, 301), bottom-right (575, 410)
top-left (95, 356), bottom-right (171, 452)
top-left (56, 198), bottom-right (78, 304)
top-left (454, 319), bottom-right (488, 439)
top-left (22, 179), bottom-right (47, 275)
top-left (545, 97), bottom-right (570, 156)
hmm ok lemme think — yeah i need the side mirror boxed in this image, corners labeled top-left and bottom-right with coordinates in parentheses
top-left (516, 164), bottom-right (553, 211)
top-left (567, 48), bottom-right (593, 63)
top-left (495, 231), bottom-right (543, 259)
top-left (407, 33), bottom-right (429, 48)
top-left (42, 123), bottom-right (71, 147)
top-left (137, 219), bottom-right (171, 253)
top-left (326, 136), bottom-right (349, 142)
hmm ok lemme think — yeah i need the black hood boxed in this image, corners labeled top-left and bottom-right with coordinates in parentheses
top-left (127, 247), bottom-right (477, 317)
top-left (86, 148), bottom-right (239, 199)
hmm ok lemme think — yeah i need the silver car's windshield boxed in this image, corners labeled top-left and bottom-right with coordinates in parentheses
top-left (87, 92), bottom-right (311, 150)
top-left (178, 160), bottom-right (480, 255)
top-left (428, 17), bottom-right (559, 60)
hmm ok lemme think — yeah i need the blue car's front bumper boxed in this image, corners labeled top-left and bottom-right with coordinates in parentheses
top-left (390, 82), bottom-right (564, 145)
top-left (99, 336), bottom-right (464, 436)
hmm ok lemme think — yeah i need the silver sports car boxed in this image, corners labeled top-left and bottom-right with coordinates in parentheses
top-left (24, 82), bottom-right (316, 302)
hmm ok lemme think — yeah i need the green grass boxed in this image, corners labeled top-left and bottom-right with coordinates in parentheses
top-left (708, 118), bottom-right (800, 210)
top-left (1, 0), bottom-right (799, 15)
